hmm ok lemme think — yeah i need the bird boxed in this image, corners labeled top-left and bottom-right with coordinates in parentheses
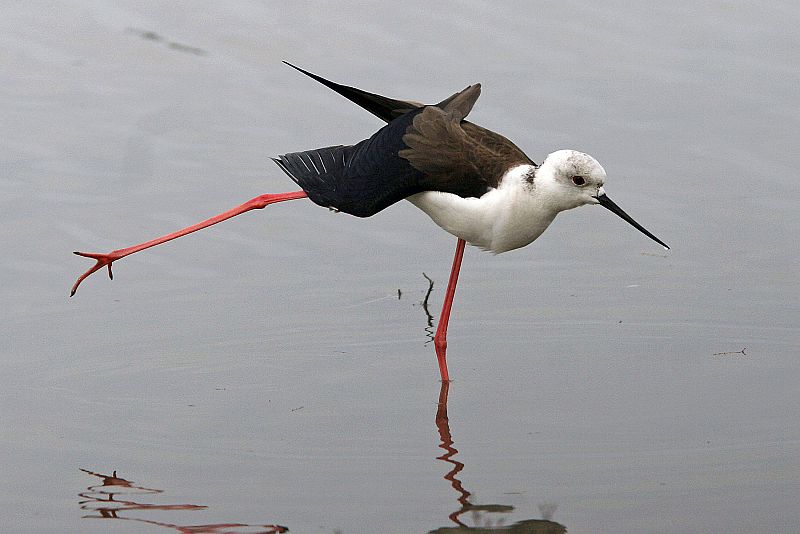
top-left (71, 62), bottom-right (669, 382)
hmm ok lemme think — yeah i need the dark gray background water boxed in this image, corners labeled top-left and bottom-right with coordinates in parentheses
top-left (2, 2), bottom-right (798, 532)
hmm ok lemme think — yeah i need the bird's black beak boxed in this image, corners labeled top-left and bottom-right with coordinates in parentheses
top-left (595, 193), bottom-right (669, 250)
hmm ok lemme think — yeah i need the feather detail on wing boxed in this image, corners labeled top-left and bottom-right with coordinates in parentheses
top-left (273, 111), bottom-right (427, 217)
top-left (399, 85), bottom-right (535, 197)
top-left (280, 63), bottom-right (538, 211)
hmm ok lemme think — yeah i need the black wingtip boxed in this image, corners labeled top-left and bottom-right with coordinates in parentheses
top-left (281, 60), bottom-right (419, 124)
top-left (282, 60), bottom-right (302, 72)
top-left (282, 61), bottom-right (330, 85)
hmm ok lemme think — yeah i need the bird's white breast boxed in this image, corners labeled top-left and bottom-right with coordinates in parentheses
top-left (407, 164), bottom-right (559, 253)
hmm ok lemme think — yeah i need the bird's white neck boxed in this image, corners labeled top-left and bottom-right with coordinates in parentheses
top-left (408, 164), bottom-right (560, 253)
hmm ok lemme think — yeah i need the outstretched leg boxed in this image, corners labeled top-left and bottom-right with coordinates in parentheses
top-left (71, 190), bottom-right (308, 296)
top-left (433, 238), bottom-right (466, 382)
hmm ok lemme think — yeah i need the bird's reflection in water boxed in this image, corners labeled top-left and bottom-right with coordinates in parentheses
top-left (430, 382), bottom-right (566, 534)
top-left (78, 468), bottom-right (288, 533)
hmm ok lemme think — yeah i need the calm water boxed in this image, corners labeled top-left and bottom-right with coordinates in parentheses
top-left (2, 1), bottom-right (798, 532)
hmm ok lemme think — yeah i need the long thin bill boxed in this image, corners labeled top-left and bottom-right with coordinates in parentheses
top-left (595, 193), bottom-right (669, 250)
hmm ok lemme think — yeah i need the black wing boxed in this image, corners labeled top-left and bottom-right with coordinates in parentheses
top-left (283, 62), bottom-right (536, 176)
top-left (278, 65), bottom-right (537, 214)
top-left (274, 109), bottom-right (427, 217)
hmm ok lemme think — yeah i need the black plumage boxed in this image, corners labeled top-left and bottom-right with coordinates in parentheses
top-left (274, 64), bottom-right (536, 217)
top-left (273, 109), bottom-right (426, 217)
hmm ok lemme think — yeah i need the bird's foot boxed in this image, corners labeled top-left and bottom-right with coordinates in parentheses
top-left (71, 250), bottom-right (123, 296)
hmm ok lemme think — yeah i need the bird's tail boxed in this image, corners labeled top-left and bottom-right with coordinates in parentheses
top-left (272, 145), bottom-right (352, 189)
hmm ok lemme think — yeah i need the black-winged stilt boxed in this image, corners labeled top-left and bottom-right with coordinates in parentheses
top-left (72, 62), bottom-right (668, 382)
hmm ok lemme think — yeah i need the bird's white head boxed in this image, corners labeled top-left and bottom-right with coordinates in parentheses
top-left (536, 149), bottom-right (607, 211)
top-left (536, 149), bottom-right (670, 250)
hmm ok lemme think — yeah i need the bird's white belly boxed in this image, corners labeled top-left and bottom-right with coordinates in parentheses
top-left (407, 189), bottom-right (558, 254)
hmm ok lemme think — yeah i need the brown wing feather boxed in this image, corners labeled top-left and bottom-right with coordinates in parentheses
top-left (399, 85), bottom-right (535, 197)
top-left (461, 122), bottom-right (535, 182)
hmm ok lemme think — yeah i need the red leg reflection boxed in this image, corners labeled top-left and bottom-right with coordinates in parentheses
top-left (434, 383), bottom-right (521, 529)
top-left (433, 238), bottom-right (466, 382)
top-left (79, 468), bottom-right (288, 532)
top-left (435, 381), bottom-right (472, 527)
top-left (71, 191), bottom-right (308, 296)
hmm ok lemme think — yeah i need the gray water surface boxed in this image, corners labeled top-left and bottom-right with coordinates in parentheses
top-left (2, 2), bottom-right (798, 533)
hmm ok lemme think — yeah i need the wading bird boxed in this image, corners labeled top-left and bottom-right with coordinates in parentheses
top-left (72, 62), bottom-right (668, 382)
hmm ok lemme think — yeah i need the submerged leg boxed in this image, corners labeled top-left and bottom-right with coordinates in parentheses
top-left (71, 190), bottom-right (308, 296)
top-left (433, 238), bottom-right (466, 382)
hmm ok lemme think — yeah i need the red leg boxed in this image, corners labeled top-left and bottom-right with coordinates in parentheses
top-left (433, 238), bottom-right (466, 382)
top-left (71, 190), bottom-right (308, 296)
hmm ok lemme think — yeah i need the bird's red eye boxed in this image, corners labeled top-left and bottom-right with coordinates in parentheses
top-left (572, 175), bottom-right (586, 186)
